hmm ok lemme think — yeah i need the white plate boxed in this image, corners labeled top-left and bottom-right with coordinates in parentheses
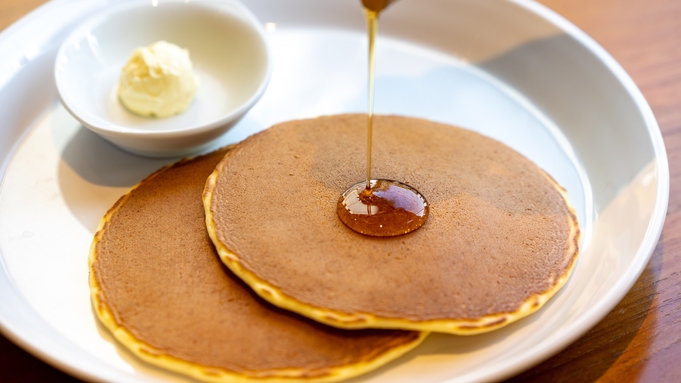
top-left (0, 0), bottom-right (669, 382)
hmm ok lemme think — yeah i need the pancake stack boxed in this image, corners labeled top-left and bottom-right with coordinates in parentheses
top-left (90, 115), bottom-right (579, 382)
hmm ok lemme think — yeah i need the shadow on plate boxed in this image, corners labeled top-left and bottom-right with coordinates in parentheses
top-left (57, 126), bottom-right (172, 231)
top-left (59, 125), bottom-right (172, 187)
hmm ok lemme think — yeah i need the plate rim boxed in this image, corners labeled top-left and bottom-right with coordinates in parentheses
top-left (468, 2), bottom-right (670, 380)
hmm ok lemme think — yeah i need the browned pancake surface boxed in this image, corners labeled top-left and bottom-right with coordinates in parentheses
top-left (91, 148), bottom-right (422, 378)
top-left (208, 115), bottom-right (578, 324)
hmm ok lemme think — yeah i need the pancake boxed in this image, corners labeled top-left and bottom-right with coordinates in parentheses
top-left (89, 147), bottom-right (426, 382)
top-left (204, 115), bottom-right (580, 335)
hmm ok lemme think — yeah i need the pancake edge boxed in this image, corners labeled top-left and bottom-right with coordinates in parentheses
top-left (89, 147), bottom-right (427, 383)
top-left (204, 150), bottom-right (580, 335)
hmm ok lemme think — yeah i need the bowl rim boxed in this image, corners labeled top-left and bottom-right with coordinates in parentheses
top-left (53, 0), bottom-right (272, 139)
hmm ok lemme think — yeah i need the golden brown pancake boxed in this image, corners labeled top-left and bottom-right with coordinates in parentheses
top-left (204, 115), bottom-right (580, 335)
top-left (89, 147), bottom-right (426, 383)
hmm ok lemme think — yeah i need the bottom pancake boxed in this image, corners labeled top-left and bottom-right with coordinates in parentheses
top-left (89, 147), bottom-right (425, 383)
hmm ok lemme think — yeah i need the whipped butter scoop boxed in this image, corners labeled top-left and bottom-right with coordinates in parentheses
top-left (118, 41), bottom-right (198, 118)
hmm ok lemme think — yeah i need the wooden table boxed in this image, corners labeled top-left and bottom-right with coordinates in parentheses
top-left (1, 0), bottom-right (679, 381)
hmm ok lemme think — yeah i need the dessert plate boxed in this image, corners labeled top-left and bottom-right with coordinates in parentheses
top-left (0, 0), bottom-right (668, 382)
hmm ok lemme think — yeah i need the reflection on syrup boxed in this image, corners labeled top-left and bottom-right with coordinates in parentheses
top-left (338, 180), bottom-right (429, 237)
top-left (337, 0), bottom-right (430, 237)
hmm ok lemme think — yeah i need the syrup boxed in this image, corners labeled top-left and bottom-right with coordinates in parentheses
top-left (337, 0), bottom-right (429, 237)
top-left (338, 180), bottom-right (428, 236)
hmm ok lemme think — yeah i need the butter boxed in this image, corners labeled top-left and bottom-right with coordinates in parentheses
top-left (118, 41), bottom-right (198, 118)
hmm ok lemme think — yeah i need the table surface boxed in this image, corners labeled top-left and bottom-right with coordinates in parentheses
top-left (1, 0), bottom-right (680, 382)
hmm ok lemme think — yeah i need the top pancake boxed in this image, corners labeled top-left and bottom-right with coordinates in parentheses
top-left (204, 114), bottom-right (580, 334)
top-left (89, 147), bottom-right (425, 383)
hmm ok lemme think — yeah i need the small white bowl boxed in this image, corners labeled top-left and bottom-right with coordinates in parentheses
top-left (55, 0), bottom-right (270, 157)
